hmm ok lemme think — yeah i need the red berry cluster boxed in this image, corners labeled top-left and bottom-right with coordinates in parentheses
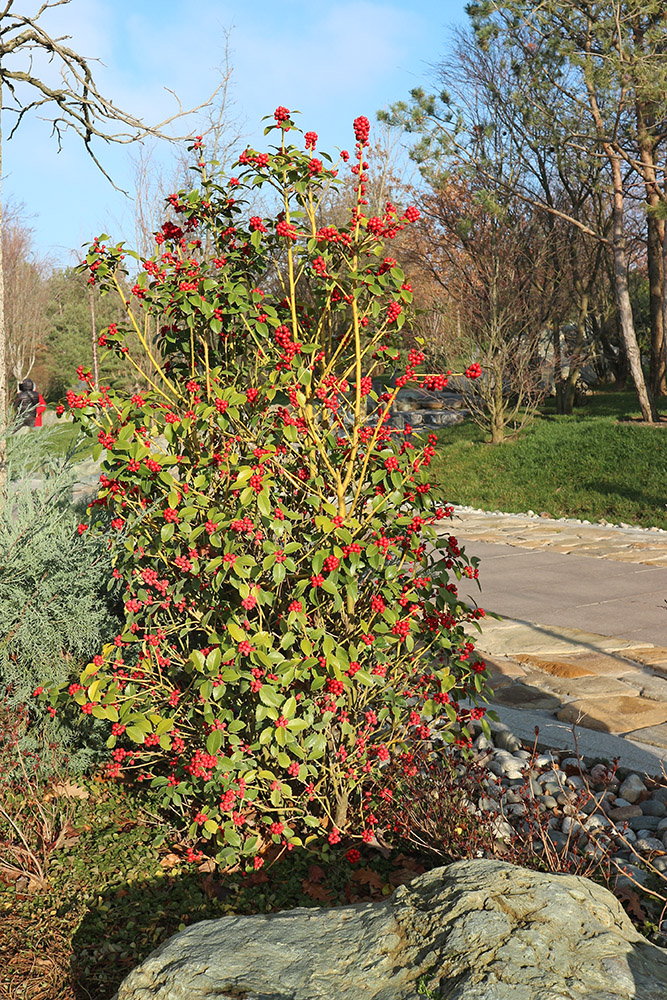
top-left (353, 115), bottom-right (370, 145)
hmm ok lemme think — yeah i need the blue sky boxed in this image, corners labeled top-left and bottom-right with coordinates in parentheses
top-left (3, 0), bottom-right (469, 265)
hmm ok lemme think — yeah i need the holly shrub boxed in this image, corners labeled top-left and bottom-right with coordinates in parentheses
top-left (39, 110), bottom-right (490, 868)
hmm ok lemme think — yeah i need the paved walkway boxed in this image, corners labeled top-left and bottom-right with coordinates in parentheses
top-left (437, 509), bottom-right (667, 765)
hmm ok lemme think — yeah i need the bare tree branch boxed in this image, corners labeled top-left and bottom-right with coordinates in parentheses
top-left (0, 0), bottom-right (231, 466)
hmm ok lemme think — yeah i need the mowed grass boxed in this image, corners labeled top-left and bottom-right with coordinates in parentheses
top-left (430, 390), bottom-right (667, 530)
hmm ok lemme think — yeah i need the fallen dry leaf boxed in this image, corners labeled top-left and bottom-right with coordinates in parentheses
top-left (200, 874), bottom-right (220, 900)
top-left (617, 886), bottom-right (647, 923)
top-left (352, 867), bottom-right (384, 891)
top-left (388, 867), bottom-right (420, 886)
top-left (344, 882), bottom-right (360, 904)
top-left (159, 853), bottom-right (182, 870)
top-left (13, 872), bottom-right (47, 894)
top-left (307, 863), bottom-right (326, 884)
top-left (48, 781), bottom-right (89, 801)
top-left (393, 854), bottom-right (425, 873)
top-left (302, 880), bottom-right (333, 903)
top-left (52, 821), bottom-right (82, 851)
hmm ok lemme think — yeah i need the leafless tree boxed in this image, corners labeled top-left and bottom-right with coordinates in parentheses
top-left (0, 0), bottom-right (224, 461)
top-left (2, 200), bottom-right (48, 384)
top-left (132, 39), bottom-right (244, 261)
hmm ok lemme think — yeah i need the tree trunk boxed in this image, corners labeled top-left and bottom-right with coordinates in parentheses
top-left (564, 291), bottom-right (589, 414)
top-left (661, 173), bottom-right (667, 399)
top-left (334, 788), bottom-right (349, 830)
top-left (552, 322), bottom-right (564, 414)
top-left (636, 114), bottom-right (666, 397)
top-left (490, 377), bottom-right (505, 444)
top-left (647, 212), bottom-right (666, 395)
top-left (0, 79), bottom-right (7, 485)
top-left (608, 152), bottom-right (656, 422)
top-left (614, 314), bottom-right (629, 390)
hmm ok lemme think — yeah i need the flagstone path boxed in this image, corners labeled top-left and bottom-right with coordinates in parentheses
top-left (438, 509), bottom-right (667, 760)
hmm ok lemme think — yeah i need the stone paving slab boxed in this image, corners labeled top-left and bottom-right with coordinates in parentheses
top-left (628, 648), bottom-right (667, 674)
top-left (476, 619), bottom-right (654, 658)
top-left (624, 725), bottom-right (667, 751)
top-left (457, 540), bottom-right (667, 648)
top-left (440, 509), bottom-right (667, 762)
top-left (519, 668), bottom-right (641, 701)
top-left (442, 507), bottom-right (667, 566)
top-left (634, 675), bottom-right (667, 703)
top-left (477, 621), bottom-right (667, 755)
top-left (514, 651), bottom-right (647, 678)
top-left (490, 683), bottom-right (562, 711)
top-left (557, 697), bottom-right (667, 734)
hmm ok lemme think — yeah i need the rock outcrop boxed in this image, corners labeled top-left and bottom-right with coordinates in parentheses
top-left (115, 858), bottom-right (667, 1000)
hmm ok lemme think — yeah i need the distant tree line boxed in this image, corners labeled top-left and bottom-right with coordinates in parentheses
top-left (382, 0), bottom-right (667, 438)
top-left (2, 210), bottom-right (146, 403)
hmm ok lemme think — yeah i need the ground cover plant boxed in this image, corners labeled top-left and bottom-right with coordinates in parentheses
top-left (38, 111), bottom-right (491, 871)
top-left (3, 729), bottom-right (667, 1000)
top-left (430, 389), bottom-right (667, 529)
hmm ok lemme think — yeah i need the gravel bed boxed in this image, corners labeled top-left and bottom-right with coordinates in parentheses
top-left (439, 722), bottom-right (667, 936)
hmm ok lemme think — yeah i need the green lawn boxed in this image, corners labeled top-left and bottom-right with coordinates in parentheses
top-left (430, 390), bottom-right (667, 530)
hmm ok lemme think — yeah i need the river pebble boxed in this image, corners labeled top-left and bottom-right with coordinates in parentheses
top-left (636, 837), bottom-right (664, 853)
top-left (457, 721), bottom-right (667, 904)
top-left (618, 774), bottom-right (648, 803)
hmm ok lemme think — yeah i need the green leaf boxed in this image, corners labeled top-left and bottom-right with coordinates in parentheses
top-left (207, 730), bottom-right (223, 754)
top-left (126, 725), bottom-right (146, 744)
top-left (305, 733), bottom-right (326, 758)
top-left (161, 522), bottom-right (175, 544)
top-left (259, 686), bottom-right (283, 707)
top-left (258, 488), bottom-right (271, 517)
top-left (225, 823), bottom-right (242, 847)
top-left (206, 648), bottom-right (222, 671)
top-left (227, 622), bottom-right (246, 641)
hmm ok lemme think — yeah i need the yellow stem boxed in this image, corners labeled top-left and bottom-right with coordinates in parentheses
top-left (112, 276), bottom-right (182, 402)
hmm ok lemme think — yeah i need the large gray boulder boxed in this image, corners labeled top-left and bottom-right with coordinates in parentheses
top-left (115, 859), bottom-right (667, 1000)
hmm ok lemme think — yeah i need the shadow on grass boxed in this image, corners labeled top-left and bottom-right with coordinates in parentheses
top-left (71, 867), bottom-right (227, 1000)
top-left (69, 844), bottom-right (399, 1000)
top-left (583, 479), bottom-right (667, 526)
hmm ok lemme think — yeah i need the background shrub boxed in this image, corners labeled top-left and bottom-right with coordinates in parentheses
top-left (0, 429), bottom-right (122, 773)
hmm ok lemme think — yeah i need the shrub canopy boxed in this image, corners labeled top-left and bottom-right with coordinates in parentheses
top-left (40, 111), bottom-right (490, 867)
